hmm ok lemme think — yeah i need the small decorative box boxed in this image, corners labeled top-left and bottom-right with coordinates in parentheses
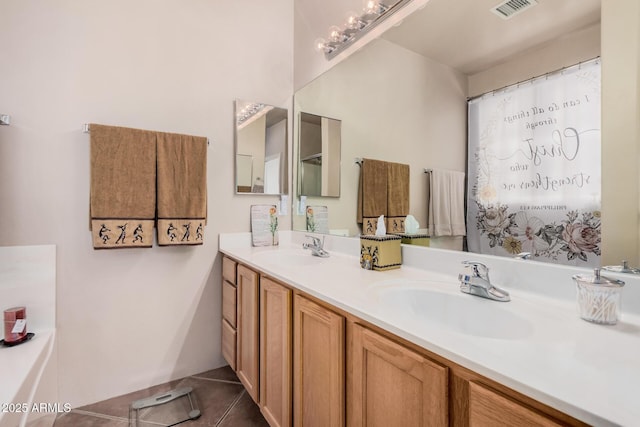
top-left (360, 234), bottom-right (402, 271)
top-left (395, 233), bottom-right (430, 247)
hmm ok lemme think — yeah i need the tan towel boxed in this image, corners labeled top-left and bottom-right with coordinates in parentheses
top-left (386, 162), bottom-right (410, 233)
top-left (90, 124), bottom-right (156, 249)
top-left (357, 159), bottom-right (388, 230)
top-left (427, 169), bottom-right (466, 237)
top-left (156, 132), bottom-right (208, 246)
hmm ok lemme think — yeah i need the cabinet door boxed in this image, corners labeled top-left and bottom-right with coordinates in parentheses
top-left (468, 381), bottom-right (563, 427)
top-left (293, 294), bottom-right (345, 427)
top-left (237, 264), bottom-right (260, 403)
top-left (260, 277), bottom-right (292, 427)
top-left (348, 323), bottom-right (448, 427)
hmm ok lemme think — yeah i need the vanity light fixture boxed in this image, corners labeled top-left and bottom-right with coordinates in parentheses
top-left (0, 114), bottom-right (11, 125)
top-left (314, 0), bottom-right (412, 60)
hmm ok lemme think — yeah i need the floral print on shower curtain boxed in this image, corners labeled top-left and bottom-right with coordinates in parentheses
top-left (466, 59), bottom-right (601, 266)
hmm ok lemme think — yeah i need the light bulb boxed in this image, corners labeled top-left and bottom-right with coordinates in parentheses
top-left (363, 0), bottom-right (388, 16)
top-left (345, 11), bottom-right (366, 31)
top-left (314, 37), bottom-right (329, 53)
top-left (328, 25), bottom-right (348, 43)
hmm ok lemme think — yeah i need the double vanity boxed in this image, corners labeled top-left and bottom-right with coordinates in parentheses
top-left (219, 231), bottom-right (640, 426)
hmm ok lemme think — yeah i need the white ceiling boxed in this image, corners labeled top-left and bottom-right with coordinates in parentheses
top-left (381, 0), bottom-right (601, 75)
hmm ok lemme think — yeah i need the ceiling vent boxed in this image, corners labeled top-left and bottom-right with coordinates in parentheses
top-left (491, 0), bottom-right (538, 20)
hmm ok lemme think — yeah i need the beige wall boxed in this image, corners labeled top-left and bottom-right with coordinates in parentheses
top-left (601, 0), bottom-right (640, 264)
top-left (468, 23), bottom-right (601, 98)
top-left (293, 38), bottom-right (467, 236)
top-left (0, 0), bottom-right (292, 408)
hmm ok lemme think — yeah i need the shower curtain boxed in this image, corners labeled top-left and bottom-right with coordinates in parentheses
top-left (466, 59), bottom-right (601, 266)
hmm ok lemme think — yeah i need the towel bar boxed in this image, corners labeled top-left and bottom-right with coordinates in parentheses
top-left (0, 114), bottom-right (10, 126)
top-left (83, 123), bottom-right (210, 145)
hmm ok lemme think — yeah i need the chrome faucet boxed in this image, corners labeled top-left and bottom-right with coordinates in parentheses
top-left (302, 235), bottom-right (330, 258)
top-left (458, 261), bottom-right (510, 302)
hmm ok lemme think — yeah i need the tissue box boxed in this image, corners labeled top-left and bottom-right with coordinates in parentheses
top-left (360, 235), bottom-right (402, 271)
top-left (394, 233), bottom-right (430, 247)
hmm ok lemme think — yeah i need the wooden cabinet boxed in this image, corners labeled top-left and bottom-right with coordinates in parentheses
top-left (221, 257), bottom-right (237, 370)
top-left (293, 294), bottom-right (345, 427)
top-left (260, 276), bottom-right (293, 427)
top-left (237, 264), bottom-right (260, 403)
top-left (221, 257), bottom-right (588, 427)
top-left (467, 381), bottom-right (563, 427)
top-left (348, 323), bottom-right (448, 427)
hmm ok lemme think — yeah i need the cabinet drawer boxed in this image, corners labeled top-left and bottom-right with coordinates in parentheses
top-left (222, 318), bottom-right (237, 371)
top-left (222, 280), bottom-right (237, 327)
top-left (222, 257), bottom-right (237, 285)
top-left (469, 381), bottom-right (562, 427)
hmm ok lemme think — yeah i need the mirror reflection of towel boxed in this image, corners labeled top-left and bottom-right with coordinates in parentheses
top-left (427, 169), bottom-right (466, 237)
top-left (357, 159), bottom-right (410, 234)
top-left (357, 158), bottom-right (388, 224)
top-left (387, 162), bottom-right (410, 217)
top-left (386, 162), bottom-right (410, 233)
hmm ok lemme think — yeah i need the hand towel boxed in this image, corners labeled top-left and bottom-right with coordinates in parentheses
top-left (427, 169), bottom-right (466, 237)
top-left (357, 158), bottom-right (388, 234)
top-left (386, 161), bottom-right (410, 233)
top-left (90, 124), bottom-right (156, 249)
top-left (156, 132), bottom-right (208, 246)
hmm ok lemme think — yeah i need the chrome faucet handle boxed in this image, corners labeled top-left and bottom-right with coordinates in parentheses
top-left (515, 252), bottom-right (531, 260)
top-left (461, 260), bottom-right (489, 279)
top-left (303, 235), bottom-right (330, 258)
top-left (304, 235), bottom-right (323, 248)
top-left (459, 260), bottom-right (509, 302)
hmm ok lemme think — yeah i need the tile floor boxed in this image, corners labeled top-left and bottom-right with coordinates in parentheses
top-left (52, 366), bottom-right (269, 427)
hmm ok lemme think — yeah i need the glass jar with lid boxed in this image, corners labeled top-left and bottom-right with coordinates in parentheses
top-left (573, 268), bottom-right (625, 325)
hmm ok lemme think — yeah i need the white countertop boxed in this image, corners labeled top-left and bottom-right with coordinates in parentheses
top-left (220, 232), bottom-right (640, 427)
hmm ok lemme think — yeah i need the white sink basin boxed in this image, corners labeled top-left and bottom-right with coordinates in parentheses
top-left (375, 281), bottom-right (534, 340)
top-left (253, 249), bottom-right (327, 267)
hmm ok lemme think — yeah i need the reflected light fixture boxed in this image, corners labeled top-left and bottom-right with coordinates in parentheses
top-left (314, 0), bottom-right (412, 60)
top-left (236, 103), bottom-right (265, 126)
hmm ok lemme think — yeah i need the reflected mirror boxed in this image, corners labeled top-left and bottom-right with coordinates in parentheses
top-left (235, 100), bottom-right (288, 195)
top-left (297, 112), bottom-right (342, 197)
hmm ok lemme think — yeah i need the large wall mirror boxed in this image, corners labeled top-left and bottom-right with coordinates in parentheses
top-left (292, 0), bottom-right (606, 258)
top-left (235, 99), bottom-right (288, 195)
top-left (297, 112), bottom-right (342, 197)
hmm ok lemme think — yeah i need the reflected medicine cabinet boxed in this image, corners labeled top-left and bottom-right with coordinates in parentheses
top-left (297, 112), bottom-right (342, 197)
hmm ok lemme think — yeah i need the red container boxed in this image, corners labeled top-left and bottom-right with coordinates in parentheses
top-left (3, 307), bottom-right (27, 343)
